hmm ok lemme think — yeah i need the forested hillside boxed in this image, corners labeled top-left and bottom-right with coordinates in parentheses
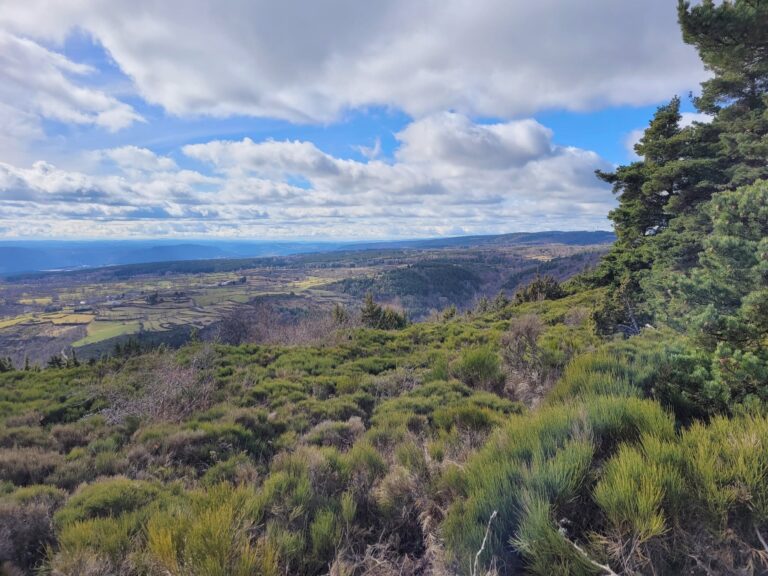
top-left (1, 1), bottom-right (768, 575)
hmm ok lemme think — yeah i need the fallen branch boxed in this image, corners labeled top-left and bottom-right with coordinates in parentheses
top-left (562, 533), bottom-right (619, 576)
top-left (471, 510), bottom-right (497, 576)
top-left (688, 554), bottom-right (717, 576)
top-left (755, 525), bottom-right (768, 554)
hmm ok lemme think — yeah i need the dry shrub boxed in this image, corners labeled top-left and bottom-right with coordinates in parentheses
top-left (372, 367), bottom-right (421, 399)
top-left (0, 426), bottom-right (52, 450)
top-left (564, 307), bottom-right (590, 327)
top-left (0, 492), bottom-right (61, 573)
top-left (302, 417), bottom-right (365, 450)
top-left (100, 348), bottom-right (215, 424)
top-left (330, 544), bottom-right (438, 576)
top-left (51, 419), bottom-right (102, 453)
top-left (500, 315), bottom-right (546, 405)
top-left (265, 311), bottom-right (342, 346)
top-left (215, 301), bottom-right (348, 347)
top-left (50, 551), bottom-right (114, 576)
top-left (4, 412), bottom-right (42, 428)
top-left (215, 312), bottom-right (252, 345)
top-left (45, 458), bottom-right (109, 491)
top-left (0, 448), bottom-right (62, 485)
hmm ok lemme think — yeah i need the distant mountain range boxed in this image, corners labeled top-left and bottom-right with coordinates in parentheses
top-left (0, 231), bottom-right (614, 275)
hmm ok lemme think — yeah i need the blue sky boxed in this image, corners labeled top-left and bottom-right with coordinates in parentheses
top-left (0, 0), bottom-right (708, 240)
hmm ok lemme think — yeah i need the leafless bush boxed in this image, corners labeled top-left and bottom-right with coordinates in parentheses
top-left (0, 501), bottom-right (56, 573)
top-left (441, 428), bottom-right (494, 465)
top-left (100, 348), bottom-right (215, 425)
top-left (267, 310), bottom-right (340, 345)
top-left (212, 301), bottom-right (358, 347)
top-left (330, 542), bottom-right (436, 576)
top-left (51, 419), bottom-right (103, 452)
top-left (215, 312), bottom-right (252, 345)
top-left (302, 417), bottom-right (365, 450)
top-left (50, 551), bottom-right (115, 576)
top-left (564, 306), bottom-right (590, 326)
top-left (500, 314), bottom-right (549, 405)
top-left (45, 459), bottom-right (100, 491)
top-left (372, 367), bottom-right (421, 399)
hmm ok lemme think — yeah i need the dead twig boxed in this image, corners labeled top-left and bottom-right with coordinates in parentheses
top-left (471, 510), bottom-right (497, 576)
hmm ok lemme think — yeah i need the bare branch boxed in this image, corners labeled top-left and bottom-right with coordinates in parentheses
top-left (755, 525), bottom-right (768, 555)
top-left (471, 510), bottom-right (497, 576)
top-left (561, 531), bottom-right (619, 576)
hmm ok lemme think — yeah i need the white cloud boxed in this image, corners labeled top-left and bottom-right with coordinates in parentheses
top-left (99, 146), bottom-right (177, 172)
top-left (0, 114), bottom-right (615, 238)
top-left (680, 112), bottom-right (713, 128)
top-left (624, 129), bottom-right (646, 160)
top-left (356, 138), bottom-right (381, 161)
top-left (396, 114), bottom-right (553, 170)
top-left (0, 31), bottom-right (143, 160)
top-left (0, 0), bottom-right (706, 123)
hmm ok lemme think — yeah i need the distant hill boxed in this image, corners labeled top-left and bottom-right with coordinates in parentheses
top-left (345, 230), bottom-right (615, 250)
top-left (0, 231), bottom-right (613, 276)
top-left (0, 241), bottom-right (343, 275)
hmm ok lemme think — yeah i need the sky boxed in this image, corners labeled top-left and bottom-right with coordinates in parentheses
top-left (0, 0), bottom-right (709, 240)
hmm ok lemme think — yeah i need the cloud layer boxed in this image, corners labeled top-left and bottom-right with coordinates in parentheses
top-left (0, 1), bottom-right (708, 238)
top-left (0, 0), bottom-right (706, 123)
top-left (0, 114), bottom-right (614, 238)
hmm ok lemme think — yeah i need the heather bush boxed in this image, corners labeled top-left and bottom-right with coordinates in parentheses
top-left (0, 448), bottom-right (62, 485)
top-left (0, 492), bottom-right (59, 573)
top-left (0, 424), bottom-right (53, 449)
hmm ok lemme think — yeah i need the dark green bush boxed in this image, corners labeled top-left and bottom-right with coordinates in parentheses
top-left (452, 347), bottom-right (505, 394)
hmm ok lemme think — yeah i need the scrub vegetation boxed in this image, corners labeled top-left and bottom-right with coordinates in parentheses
top-left (2, 2), bottom-right (768, 575)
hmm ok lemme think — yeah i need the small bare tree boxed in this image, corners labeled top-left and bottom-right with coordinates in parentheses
top-left (100, 347), bottom-right (215, 424)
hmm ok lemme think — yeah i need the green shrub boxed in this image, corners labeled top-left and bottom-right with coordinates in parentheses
top-left (309, 507), bottom-right (340, 558)
top-left (56, 513), bottom-right (140, 569)
top-left (513, 494), bottom-right (596, 576)
top-left (432, 404), bottom-right (499, 432)
top-left (202, 454), bottom-right (260, 486)
top-left (452, 347), bottom-right (505, 394)
top-left (7, 484), bottom-right (66, 507)
top-left (681, 413), bottom-right (768, 528)
top-left (55, 477), bottom-right (160, 526)
top-left (594, 445), bottom-right (667, 547)
top-left (145, 484), bottom-right (261, 576)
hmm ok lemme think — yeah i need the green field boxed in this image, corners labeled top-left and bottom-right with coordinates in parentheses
top-left (73, 320), bottom-right (141, 346)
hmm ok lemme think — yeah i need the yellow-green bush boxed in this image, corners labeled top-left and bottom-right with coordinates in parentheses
top-left (145, 484), bottom-right (262, 576)
top-left (55, 477), bottom-right (161, 526)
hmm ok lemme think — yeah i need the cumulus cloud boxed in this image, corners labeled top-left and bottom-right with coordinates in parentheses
top-left (98, 146), bottom-right (178, 173)
top-left (0, 32), bottom-right (142, 160)
top-left (0, 114), bottom-right (614, 238)
top-left (0, 0), bottom-right (706, 123)
top-left (396, 114), bottom-right (553, 170)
